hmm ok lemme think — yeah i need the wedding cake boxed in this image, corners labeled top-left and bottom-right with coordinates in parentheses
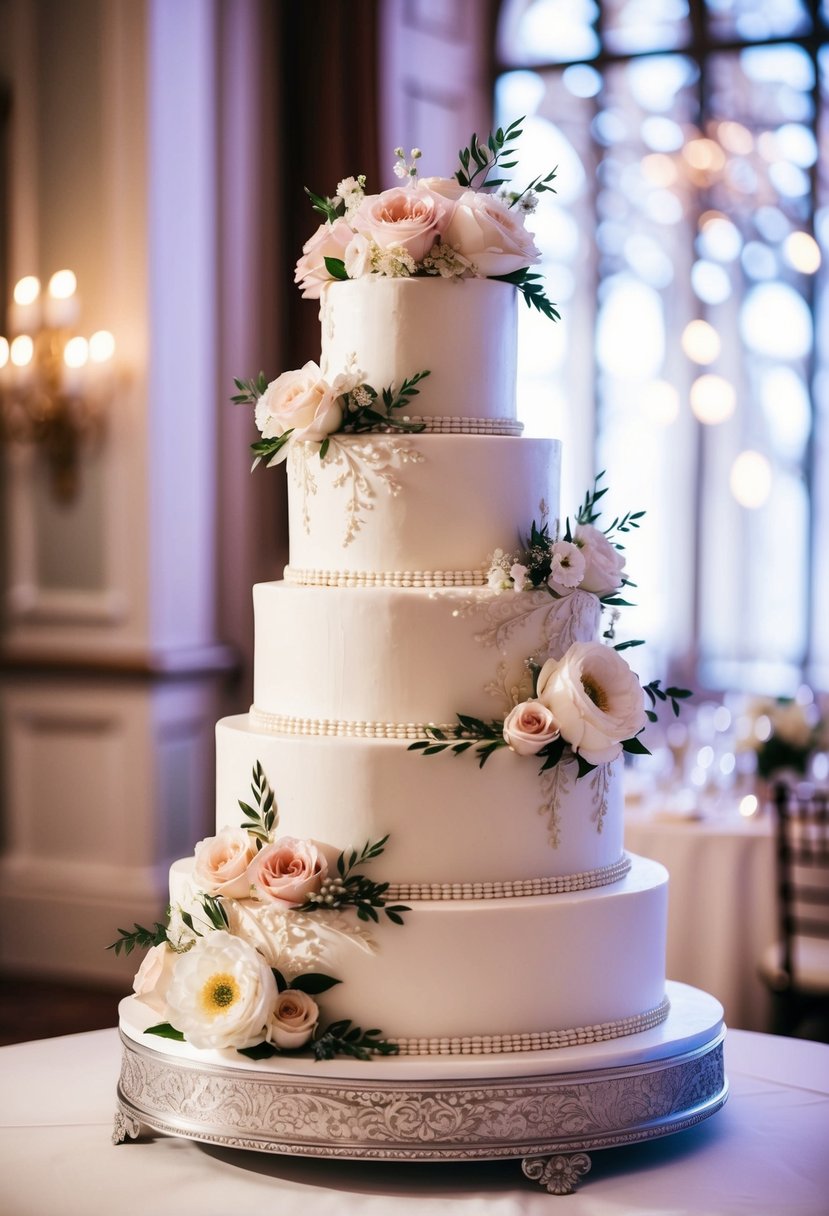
top-left (115, 128), bottom-right (684, 1066)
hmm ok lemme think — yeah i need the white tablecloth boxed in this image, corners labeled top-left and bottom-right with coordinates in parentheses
top-left (2, 1027), bottom-right (828, 1215)
top-left (625, 808), bottom-right (777, 1031)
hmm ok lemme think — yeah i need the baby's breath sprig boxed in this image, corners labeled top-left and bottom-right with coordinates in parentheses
top-left (393, 146), bottom-right (422, 182)
top-left (300, 835), bottom-right (409, 925)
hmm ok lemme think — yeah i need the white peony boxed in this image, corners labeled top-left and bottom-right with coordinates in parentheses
top-left (536, 641), bottom-right (646, 765)
top-left (574, 524), bottom-right (626, 597)
top-left (268, 988), bottom-right (319, 1050)
top-left (164, 931), bottom-right (277, 1051)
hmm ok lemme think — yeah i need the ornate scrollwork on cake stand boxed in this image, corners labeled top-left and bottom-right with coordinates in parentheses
top-left (113, 985), bottom-right (727, 1196)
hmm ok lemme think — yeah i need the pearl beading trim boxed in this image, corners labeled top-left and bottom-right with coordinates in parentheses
top-left (396, 416), bottom-right (523, 436)
top-left (284, 566), bottom-right (487, 589)
top-left (384, 856), bottom-right (631, 901)
top-left (388, 995), bottom-right (671, 1056)
top-left (249, 708), bottom-right (458, 739)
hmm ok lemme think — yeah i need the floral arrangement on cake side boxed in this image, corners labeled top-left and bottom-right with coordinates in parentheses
top-left (111, 764), bottom-right (407, 1060)
top-left (232, 118), bottom-right (556, 469)
top-left (411, 474), bottom-right (691, 783)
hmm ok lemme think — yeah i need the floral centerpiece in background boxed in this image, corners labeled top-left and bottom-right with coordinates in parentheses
top-left (741, 694), bottom-right (828, 781)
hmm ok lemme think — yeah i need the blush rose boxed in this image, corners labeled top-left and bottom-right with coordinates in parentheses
top-left (248, 837), bottom-right (328, 909)
top-left (268, 989), bottom-right (320, 1050)
top-left (132, 942), bottom-right (177, 1016)
top-left (255, 362), bottom-right (343, 458)
top-left (193, 827), bottom-right (257, 899)
top-left (502, 700), bottom-right (560, 755)
top-left (294, 216), bottom-right (354, 299)
top-left (352, 185), bottom-right (451, 263)
top-left (574, 524), bottom-right (626, 597)
top-left (537, 641), bottom-right (646, 765)
top-left (443, 191), bottom-right (541, 276)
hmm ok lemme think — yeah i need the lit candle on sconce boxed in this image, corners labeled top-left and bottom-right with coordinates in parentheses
top-left (10, 334), bottom-right (35, 388)
top-left (44, 269), bottom-right (80, 329)
top-left (62, 335), bottom-right (89, 395)
top-left (9, 276), bottom-right (42, 334)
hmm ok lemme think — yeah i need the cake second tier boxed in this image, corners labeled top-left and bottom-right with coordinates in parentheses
top-left (285, 433), bottom-right (560, 583)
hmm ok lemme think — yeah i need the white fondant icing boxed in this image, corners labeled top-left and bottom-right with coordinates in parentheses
top-left (215, 716), bottom-right (625, 884)
top-left (319, 277), bottom-right (518, 422)
top-left (252, 583), bottom-right (597, 726)
top-left (169, 854), bottom-right (669, 1043)
top-left (287, 434), bottom-right (560, 575)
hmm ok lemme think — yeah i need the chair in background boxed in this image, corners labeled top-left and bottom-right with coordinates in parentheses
top-left (758, 782), bottom-right (829, 1040)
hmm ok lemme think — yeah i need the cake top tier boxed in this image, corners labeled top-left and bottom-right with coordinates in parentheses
top-left (319, 277), bottom-right (518, 425)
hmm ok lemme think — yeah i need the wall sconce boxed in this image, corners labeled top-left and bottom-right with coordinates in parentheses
top-left (0, 270), bottom-right (116, 502)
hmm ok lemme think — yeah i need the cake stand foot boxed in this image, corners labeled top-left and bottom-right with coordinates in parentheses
top-left (112, 1108), bottom-right (144, 1145)
top-left (522, 1152), bottom-right (592, 1195)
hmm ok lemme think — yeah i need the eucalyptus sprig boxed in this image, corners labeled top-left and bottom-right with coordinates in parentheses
top-left (107, 920), bottom-right (169, 957)
top-left (238, 760), bottom-right (278, 848)
top-left (338, 371), bottom-right (431, 442)
top-left (300, 835), bottom-right (410, 925)
top-left (643, 680), bottom-right (693, 723)
top-left (409, 716), bottom-right (509, 769)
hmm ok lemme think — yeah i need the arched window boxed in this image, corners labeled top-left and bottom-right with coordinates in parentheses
top-left (495, 0), bottom-right (829, 698)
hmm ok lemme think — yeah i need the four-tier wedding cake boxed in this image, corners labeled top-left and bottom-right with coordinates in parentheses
top-left (115, 128), bottom-right (686, 1070)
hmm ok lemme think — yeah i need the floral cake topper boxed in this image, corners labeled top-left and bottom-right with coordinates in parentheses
top-left (297, 117), bottom-right (559, 319)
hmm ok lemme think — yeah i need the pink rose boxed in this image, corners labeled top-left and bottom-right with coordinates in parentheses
top-left (294, 217), bottom-right (354, 299)
top-left (193, 827), bottom-right (257, 898)
top-left (249, 837), bottom-right (328, 908)
top-left (503, 700), bottom-right (561, 755)
top-left (255, 362), bottom-right (343, 459)
top-left (352, 185), bottom-right (450, 262)
top-left (574, 524), bottom-right (626, 597)
top-left (132, 942), bottom-right (177, 1015)
top-left (443, 191), bottom-right (541, 276)
top-left (268, 988), bottom-right (319, 1050)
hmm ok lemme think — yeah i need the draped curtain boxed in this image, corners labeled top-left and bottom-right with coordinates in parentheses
top-left (276, 0), bottom-right (381, 366)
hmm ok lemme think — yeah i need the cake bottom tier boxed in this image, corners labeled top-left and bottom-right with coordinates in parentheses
top-left (168, 854), bottom-right (668, 1054)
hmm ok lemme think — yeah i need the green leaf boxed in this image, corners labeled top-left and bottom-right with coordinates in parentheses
top-left (272, 968), bottom-right (288, 992)
top-left (289, 973), bottom-right (342, 995)
top-left (324, 256), bottom-right (348, 281)
top-left (145, 1022), bottom-right (185, 1042)
top-left (238, 1041), bottom-right (279, 1060)
top-left (623, 735), bottom-right (651, 755)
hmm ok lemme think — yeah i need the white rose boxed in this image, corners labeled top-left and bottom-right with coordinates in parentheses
top-left (574, 524), bottom-right (626, 596)
top-left (294, 217), bottom-right (354, 299)
top-left (132, 943), bottom-right (177, 1016)
top-left (268, 988), bottom-right (319, 1050)
top-left (352, 185), bottom-right (451, 262)
top-left (255, 362), bottom-right (343, 459)
top-left (343, 231), bottom-right (374, 279)
top-left (442, 190), bottom-right (541, 276)
top-left (419, 175), bottom-right (468, 202)
top-left (193, 827), bottom-right (257, 898)
top-left (164, 931), bottom-right (277, 1051)
top-left (503, 700), bottom-right (560, 755)
top-left (537, 641), bottom-right (646, 765)
top-left (248, 837), bottom-right (328, 909)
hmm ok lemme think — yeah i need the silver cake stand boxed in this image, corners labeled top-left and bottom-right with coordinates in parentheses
top-left (113, 981), bottom-right (727, 1195)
